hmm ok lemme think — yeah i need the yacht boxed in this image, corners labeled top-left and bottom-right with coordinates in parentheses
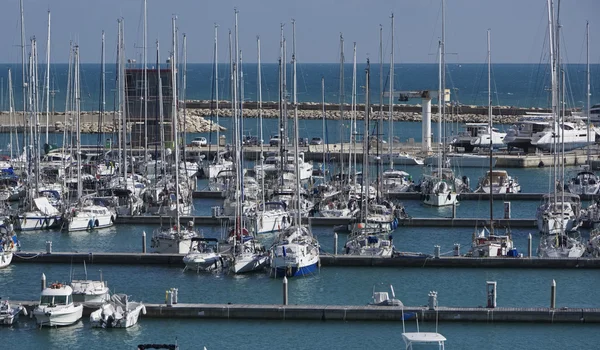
top-left (344, 228), bottom-right (394, 257)
top-left (90, 293), bottom-right (146, 328)
top-left (33, 283), bottom-right (83, 327)
top-left (15, 197), bottom-right (63, 231)
top-left (67, 203), bottom-right (116, 232)
top-left (0, 299), bottom-right (26, 325)
top-left (269, 225), bottom-right (320, 278)
top-left (567, 171), bottom-right (600, 195)
top-left (183, 237), bottom-right (225, 272)
top-left (451, 122), bottom-right (506, 152)
top-left (538, 232), bottom-right (586, 258)
top-left (531, 120), bottom-right (593, 151)
top-left (503, 116), bottom-right (552, 152)
top-left (536, 193), bottom-right (582, 235)
top-left (469, 227), bottom-right (514, 257)
top-left (474, 170), bottom-right (521, 194)
top-left (151, 221), bottom-right (200, 254)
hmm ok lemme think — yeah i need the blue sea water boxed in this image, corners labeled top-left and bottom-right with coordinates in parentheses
top-left (0, 63), bottom-right (598, 111)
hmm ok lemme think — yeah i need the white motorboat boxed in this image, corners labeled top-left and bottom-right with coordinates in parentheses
top-left (381, 169), bottom-right (412, 193)
top-left (33, 282), bottom-right (83, 327)
top-left (90, 293), bottom-right (146, 328)
top-left (531, 120), bottom-right (594, 151)
top-left (402, 332), bottom-right (447, 350)
top-left (70, 265), bottom-right (110, 305)
top-left (151, 222), bottom-right (200, 254)
top-left (379, 152), bottom-right (424, 165)
top-left (474, 170), bottom-right (521, 194)
top-left (368, 284), bottom-right (403, 306)
top-left (469, 227), bottom-right (515, 257)
top-left (0, 298), bottom-right (27, 325)
top-left (503, 116), bottom-right (552, 152)
top-left (67, 204), bottom-right (116, 232)
top-left (538, 233), bottom-right (586, 258)
top-left (451, 122), bottom-right (506, 152)
top-left (270, 225), bottom-right (320, 278)
top-left (183, 237), bottom-right (225, 272)
top-left (568, 171), bottom-right (600, 195)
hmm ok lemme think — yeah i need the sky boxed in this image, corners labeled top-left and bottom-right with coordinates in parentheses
top-left (0, 0), bottom-right (598, 65)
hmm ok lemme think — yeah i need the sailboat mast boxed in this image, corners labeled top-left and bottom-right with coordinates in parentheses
top-left (389, 13), bottom-right (395, 168)
top-left (257, 35), bottom-right (265, 212)
top-left (586, 21), bottom-right (591, 165)
top-left (351, 43), bottom-right (357, 185)
top-left (20, 0), bottom-right (27, 124)
top-left (487, 29), bottom-right (493, 235)
top-left (45, 10), bottom-right (51, 145)
top-left (547, 0), bottom-right (557, 197)
top-left (322, 77), bottom-right (326, 175)
top-left (363, 60), bottom-right (371, 221)
top-left (100, 31), bottom-right (106, 137)
top-left (214, 24), bottom-right (220, 157)
top-left (292, 19), bottom-right (301, 226)
top-left (120, 19), bottom-right (128, 185)
top-left (339, 34), bottom-right (345, 180)
top-left (143, 0), bottom-right (148, 152)
top-left (441, 0), bottom-right (446, 164)
top-left (437, 41), bottom-right (442, 173)
top-left (171, 16), bottom-right (181, 231)
top-left (75, 45), bottom-right (82, 199)
top-left (8, 69), bottom-right (14, 160)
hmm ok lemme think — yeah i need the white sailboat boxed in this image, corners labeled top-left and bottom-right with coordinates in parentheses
top-left (270, 21), bottom-right (320, 278)
top-left (70, 262), bottom-right (110, 305)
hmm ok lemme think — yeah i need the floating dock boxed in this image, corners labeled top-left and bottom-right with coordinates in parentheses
top-left (12, 252), bottom-right (600, 269)
top-left (12, 301), bottom-right (600, 323)
top-left (114, 215), bottom-right (537, 228)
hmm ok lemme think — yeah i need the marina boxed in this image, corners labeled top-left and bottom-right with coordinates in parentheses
top-left (1, 0), bottom-right (600, 348)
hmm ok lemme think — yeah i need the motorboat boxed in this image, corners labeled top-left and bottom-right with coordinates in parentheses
top-left (33, 282), bottom-right (83, 327)
top-left (151, 221), bottom-right (200, 254)
top-left (66, 203), bottom-right (116, 232)
top-left (0, 298), bottom-right (27, 325)
top-left (402, 332), bottom-right (447, 350)
top-left (368, 284), bottom-right (403, 306)
top-left (468, 227), bottom-right (515, 257)
top-left (568, 171), bottom-right (600, 195)
top-left (379, 152), bottom-right (424, 165)
top-left (531, 120), bottom-right (594, 152)
top-left (183, 237), bottom-right (225, 272)
top-left (70, 265), bottom-right (110, 305)
top-left (474, 170), bottom-right (521, 194)
top-left (90, 293), bottom-right (146, 328)
top-left (450, 122), bottom-right (506, 152)
top-left (538, 232), bottom-right (586, 258)
top-left (503, 116), bottom-right (552, 153)
top-left (269, 225), bottom-right (320, 278)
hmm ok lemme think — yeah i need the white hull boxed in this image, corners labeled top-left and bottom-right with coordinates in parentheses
top-left (537, 215), bottom-right (579, 235)
top-left (68, 214), bottom-right (114, 232)
top-left (34, 304), bottom-right (83, 327)
top-left (423, 192), bottom-right (458, 207)
top-left (0, 252), bottom-right (12, 268)
top-left (201, 161), bottom-right (233, 179)
top-left (183, 253), bottom-right (224, 271)
top-left (233, 254), bottom-right (269, 274)
top-left (254, 211), bottom-right (292, 234)
top-left (152, 237), bottom-right (193, 254)
top-left (15, 215), bottom-right (62, 231)
top-left (90, 303), bottom-right (145, 328)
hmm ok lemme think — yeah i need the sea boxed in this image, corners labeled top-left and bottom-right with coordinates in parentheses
top-left (1, 63), bottom-right (600, 349)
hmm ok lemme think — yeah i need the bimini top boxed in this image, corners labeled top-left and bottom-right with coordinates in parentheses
top-left (402, 332), bottom-right (447, 344)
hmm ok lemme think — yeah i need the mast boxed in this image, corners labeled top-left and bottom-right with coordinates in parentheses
top-left (339, 34), bottom-right (345, 181)
top-left (547, 0), bottom-right (557, 198)
top-left (586, 21), bottom-right (591, 166)
top-left (363, 59), bottom-right (371, 221)
top-left (437, 40), bottom-right (442, 173)
top-left (171, 16), bottom-right (181, 231)
top-left (143, 0), bottom-right (148, 153)
top-left (75, 45), bottom-right (82, 199)
top-left (441, 0), bottom-right (446, 166)
top-left (257, 35), bottom-right (264, 211)
top-left (98, 31), bottom-right (106, 144)
top-left (292, 19), bottom-right (301, 226)
top-left (214, 24), bottom-right (220, 158)
top-left (321, 77), bottom-right (326, 176)
top-left (8, 69), bottom-right (14, 160)
top-left (351, 42), bottom-right (357, 185)
top-left (45, 10), bottom-right (51, 144)
top-left (487, 29), bottom-right (493, 234)
top-left (389, 13), bottom-right (395, 169)
top-left (119, 19), bottom-right (127, 185)
top-left (20, 0), bottom-right (26, 123)
top-left (157, 40), bottom-right (166, 178)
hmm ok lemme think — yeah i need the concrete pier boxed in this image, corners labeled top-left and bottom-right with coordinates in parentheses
top-left (12, 301), bottom-right (600, 323)
top-left (12, 252), bottom-right (600, 269)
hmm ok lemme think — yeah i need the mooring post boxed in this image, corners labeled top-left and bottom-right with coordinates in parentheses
top-left (333, 233), bottom-right (338, 255)
top-left (41, 273), bottom-right (46, 291)
top-left (452, 202), bottom-right (457, 219)
top-left (528, 233), bottom-right (532, 258)
top-left (142, 231), bottom-right (147, 253)
top-left (550, 279), bottom-right (556, 309)
top-left (283, 276), bottom-right (288, 306)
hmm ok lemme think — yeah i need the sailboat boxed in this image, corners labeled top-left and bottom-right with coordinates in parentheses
top-left (151, 18), bottom-right (199, 254)
top-left (537, 0), bottom-right (585, 257)
top-left (469, 30), bottom-right (515, 258)
top-left (269, 21), bottom-right (320, 278)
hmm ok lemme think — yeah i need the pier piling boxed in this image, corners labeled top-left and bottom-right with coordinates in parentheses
top-left (142, 231), bottom-right (147, 253)
top-left (528, 233), bottom-right (532, 258)
top-left (551, 280), bottom-right (556, 309)
top-left (453, 243), bottom-right (460, 256)
top-left (41, 273), bottom-right (46, 291)
top-left (434, 245), bottom-right (440, 258)
top-left (45, 241), bottom-right (52, 254)
top-left (452, 202), bottom-right (457, 219)
top-left (283, 276), bottom-right (288, 306)
top-left (333, 233), bottom-right (338, 255)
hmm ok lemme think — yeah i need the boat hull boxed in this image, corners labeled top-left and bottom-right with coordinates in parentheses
top-left (0, 252), bottom-right (12, 268)
top-left (270, 260), bottom-right (319, 278)
top-left (33, 305), bottom-right (83, 327)
top-left (423, 192), bottom-right (458, 207)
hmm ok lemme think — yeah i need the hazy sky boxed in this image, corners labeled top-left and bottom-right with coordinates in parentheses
top-left (0, 0), bottom-right (597, 64)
